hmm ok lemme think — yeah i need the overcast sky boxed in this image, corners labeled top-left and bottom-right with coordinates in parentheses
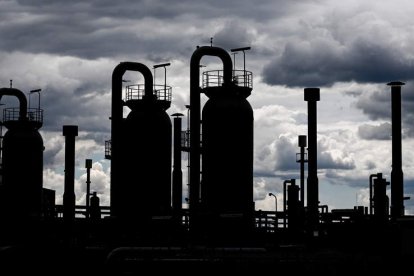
top-left (1, 0), bottom-right (413, 214)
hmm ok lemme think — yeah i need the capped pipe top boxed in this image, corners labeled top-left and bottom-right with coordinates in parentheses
top-left (304, 88), bottom-right (320, 101)
top-left (63, 125), bottom-right (78, 137)
top-left (387, 81), bottom-right (405, 87)
top-left (85, 159), bottom-right (92, 169)
top-left (171, 113), bottom-right (184, 117)
top-left (298, 135), bottom-right (307, 147)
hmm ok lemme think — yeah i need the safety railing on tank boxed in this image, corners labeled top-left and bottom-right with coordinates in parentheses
top-left (202, 70), bottom-right (253, 89)
top-left (125, 84), bottom-right (172, 102)
top-left (3, 107), bottom-right (43, 130)
top-left (55, 205), bottom-right (111, 218)
top-left (3, 107), bottom-right (43, 123)
top-left (105, 140), bottom-right (111, 159)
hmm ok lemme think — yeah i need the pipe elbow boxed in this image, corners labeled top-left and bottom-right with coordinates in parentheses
top-left (0, 87), bottom-right (28, 119)
top-left (112, 62), bottom-right (154, 97)
top-left (190, 46), bottom-right (233, 85)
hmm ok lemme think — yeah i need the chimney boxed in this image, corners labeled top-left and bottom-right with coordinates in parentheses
top-left (304, 88), bottom-right (320, 227)
top-left (387, 81), bottom-right (405, 218)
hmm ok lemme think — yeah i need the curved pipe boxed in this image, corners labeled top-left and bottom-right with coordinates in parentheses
top-left (369, 173), bottom-right (380, 215)
top-left (112, 62), bottom-right (154, 123)
top-left (189, 46), bottom-right (233, 212)
top-left (111, 61), bottom-right (154, 145)
top-left (110, 62), bottom-right (154, 215)
top-left (0, 88), bottom-right (28, 119)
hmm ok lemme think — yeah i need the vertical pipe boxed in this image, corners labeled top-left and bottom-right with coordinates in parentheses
top-left (0, 88), bottom-right (28, 119)
top-left (189, 46), bottom-right (232, 214)
top-left (63, 125), bottom-right (78, 222)
top-left (85, 159), bottom-right (92, 219)
top-left (172, 114), bottom-right (183, 213)
top-left (388, 81), bottom-right (405, 219)
top-left (298, 135), bottom-right (307, 209)
top-left (369, 173), bottom-right (380, 215)
top-left (304, 88), bottom-right (320, 227)
top-left (283, 179), bottom-right (291, 229)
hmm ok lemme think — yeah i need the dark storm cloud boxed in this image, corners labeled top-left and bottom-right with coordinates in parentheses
top-left (358, 122), bottom-right (391, 140)
top-left (262, 38), bottom-right (414, 88)
top-left (356, 83), bottom-right (414, 137)
top-left (14, 0), bottom-right (294, 21)
top-left (355, 89), bottom-right (390, 120)
top-left (213, 20), bottom-right (255, 51)
top-left (0, 0), bottom-right (296, 60)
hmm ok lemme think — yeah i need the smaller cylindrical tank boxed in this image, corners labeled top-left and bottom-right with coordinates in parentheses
top-left (0, 88), bottom-right (44, 220)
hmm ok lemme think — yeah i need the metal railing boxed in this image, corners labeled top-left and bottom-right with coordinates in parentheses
top-left (3, 107), bottom-right (43, 124)
top-left (125, 84), bottom-right (172, 102)
top-left (55, 205), bottom-right (111, 218)
top-left (202, 70), bottom-right (253, 89)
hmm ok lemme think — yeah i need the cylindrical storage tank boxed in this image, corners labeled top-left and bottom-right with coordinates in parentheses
top-left (202, 83), bottom-right (253, 216)
top-left (121, 97), bottom-right (172, 220)
top-left (2, 118), bottom-right (44, 219)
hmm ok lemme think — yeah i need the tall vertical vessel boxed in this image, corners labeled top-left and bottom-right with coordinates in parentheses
top-left (189, 46), bottom-right (254, 234)
top-left (111, 62), bottom-right (172, 222)
top-left (0, 88), bottom-right (44, 219)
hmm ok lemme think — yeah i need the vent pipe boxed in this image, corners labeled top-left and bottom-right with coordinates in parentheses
top-left (304, 88), bottom-right (320, 227)
top-left (388, 81), bottom-right (405, 218)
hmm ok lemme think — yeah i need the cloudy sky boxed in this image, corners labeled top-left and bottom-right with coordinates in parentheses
top-left (1, 0), bottom-right (413, 214)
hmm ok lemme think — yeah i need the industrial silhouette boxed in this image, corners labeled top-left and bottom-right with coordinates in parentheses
top-left (0, 46), bottom-right (412, 274)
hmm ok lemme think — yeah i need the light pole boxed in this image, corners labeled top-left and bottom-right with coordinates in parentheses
top-left (269, 192), bottom-right (277, 213)
top-left (230, 46), bottom-right (251, 85)
top-left (153, 62), bottom-right (171, 98)
top-left (29, 89), bottom-right (42, 109)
